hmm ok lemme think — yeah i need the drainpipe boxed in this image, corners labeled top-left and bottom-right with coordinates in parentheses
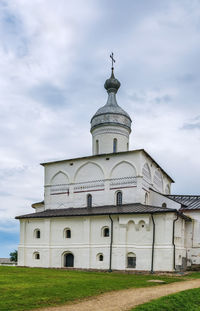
top-left (108, 215), bottom-right (113, 272)
top-left (151, 214), bottom-right (155, 274)
top-left (172, 213), bottom-right (179, 271)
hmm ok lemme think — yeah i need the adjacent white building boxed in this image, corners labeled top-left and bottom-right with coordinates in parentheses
top-left (16, 66), bottom-right (200, 272)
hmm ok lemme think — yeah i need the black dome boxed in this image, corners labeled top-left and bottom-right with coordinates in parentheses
top-left (104, 70), bottom-right (120, 93)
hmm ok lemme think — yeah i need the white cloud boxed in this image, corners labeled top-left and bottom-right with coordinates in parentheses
top-left (0, 0), bottom-right (200, 256)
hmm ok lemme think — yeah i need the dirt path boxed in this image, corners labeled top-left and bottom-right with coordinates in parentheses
top-left (36, 279), bottom-right (200, 311)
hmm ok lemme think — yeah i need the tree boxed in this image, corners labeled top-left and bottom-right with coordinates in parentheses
top-left (10, 250), bottom-right (18, 262)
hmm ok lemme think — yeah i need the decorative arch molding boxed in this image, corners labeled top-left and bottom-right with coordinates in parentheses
top-left (110, 161), bottom-right (137, 179)
top-left (62, 250), bottom-right (73, 257)
top-left (153, 169), bottom-right (163, 192)
top-left (142, 163), bottom-right (152, 182)
top-left (73, 161), bottom-right (105, 193)
top-left (138, 220), bottom-right (146, 231)
top-left (109, 161), bottom-right (137, 189)
top-left (120, 216), bottom-right (150, 230)
top-left (50, 170), bottom-right (70, 185)
top-left (50, 171), bottom-right (70, 195)
top-left (127, 221), bottom-right (136, 234)
top-left (127, 220), bottom-right (136, 225)
top-left (74, 161), bottom-right (105, 183)
top-left (127, 219), bottom-right (148, 231)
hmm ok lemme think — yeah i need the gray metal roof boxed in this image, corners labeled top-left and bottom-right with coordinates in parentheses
top-left (91, 98), bottom-right (131, 121)
top-left (167, 195), bottom-right (200, 210)
top-left (16, 203), bottom-right (185, 219)
top-left (32, 201), bottom-right (44, 208)
top-left (90, 70), bottom-right (132, 131)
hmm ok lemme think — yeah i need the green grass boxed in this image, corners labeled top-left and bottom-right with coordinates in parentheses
top-left (131, 287), bottom-right (200, 311)
top-left (0, 266), bottom-right (187, 311)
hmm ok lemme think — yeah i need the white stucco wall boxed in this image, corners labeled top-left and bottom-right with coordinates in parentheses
top-left (18, 212), bottom-right (180, 271)
top-left (183, 211), bottom-right (200, 265)
top-left (150, 190), bottom-right (181, 210)
top-left (41, 150), bottom-right (173, 211)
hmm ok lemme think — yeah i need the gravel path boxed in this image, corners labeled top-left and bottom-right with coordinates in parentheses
top-left (35, 279), bottom-right (200, 311)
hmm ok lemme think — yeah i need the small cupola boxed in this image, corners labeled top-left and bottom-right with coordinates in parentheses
top-left (104, 69), bottom-right (121, 93)
top-left (90, 54), bottom-right (132, 155)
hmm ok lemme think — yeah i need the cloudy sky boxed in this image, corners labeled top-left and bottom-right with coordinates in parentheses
top-left (0, 0), bottom-right (200, 257)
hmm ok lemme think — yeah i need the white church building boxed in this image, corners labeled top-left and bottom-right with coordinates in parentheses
top-left (16, 63), bottom-right (200, 272)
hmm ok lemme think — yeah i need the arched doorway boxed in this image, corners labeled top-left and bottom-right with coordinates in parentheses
top-left (64, 253), bottom-right (74, 267)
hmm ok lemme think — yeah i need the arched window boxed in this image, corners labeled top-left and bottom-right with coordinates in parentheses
top-left (65, 229), bottom-right (71, 239)
top-left (87, 194), bottom-right (92, 208)
top-left (34, 229), bottom-right (40, 239)
top-left (96, 140), bottom-right (99, 155)
top-left (97, 253), bottom-right (104, 261)
top-left (113, 138), bottom-right (117, 153)
top-left (162, 202), bottom-right (167, 208)
top-left (127, 252), bottom-right (136, 268)
top-left (34, 252), bottom-right (40, 260)
top-left (116, 191), bottom-right (122, 206)
top-left (102, 227), bottom-right (109, 237)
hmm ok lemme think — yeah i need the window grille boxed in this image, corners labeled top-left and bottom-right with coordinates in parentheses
top-left (87, 194), bottom-right (92, 208)
top-left (116, 191), bottom-right (122, 206)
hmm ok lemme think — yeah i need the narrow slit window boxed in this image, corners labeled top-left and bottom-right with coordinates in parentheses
top-left (113, 138), bottom-right (117, 153)
top-left (35, 229), bottom-right (40, 239)
top-left (116, 191), bottom-right (122, 206)
top-left (103, 227), bottom-right (109, 237)
top-left (66, 229), bottom-right (71, 238)
top-left (96, 140), bottom-right (99, 155)
top-left (87, 194), bottom-right (92, 208)
top-left (99, 254), bottom-right (103, 261)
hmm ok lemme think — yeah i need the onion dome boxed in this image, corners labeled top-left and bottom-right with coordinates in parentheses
top-left (104, 69), bottom-right (121, 93)
top-left (90, 69), bottom-right (132, 132)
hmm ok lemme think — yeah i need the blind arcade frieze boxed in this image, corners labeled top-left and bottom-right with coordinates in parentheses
top-left (50, 184), bottom-right (69, 195)
top-left (74, 179), bottom-right (105, 193)
top-left (48, 176), bottom-right (137, 195)
top-left (110, 176), bottom-right (137, 189)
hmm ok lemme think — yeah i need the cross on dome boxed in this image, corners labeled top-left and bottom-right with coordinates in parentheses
top-left (110, 52), bottom-right (115, 70)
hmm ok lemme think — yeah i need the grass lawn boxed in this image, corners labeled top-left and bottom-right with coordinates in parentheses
top-left (0, 266), bottom-right (189, 311)
top-left (131, 287), bottom-right (200, 311)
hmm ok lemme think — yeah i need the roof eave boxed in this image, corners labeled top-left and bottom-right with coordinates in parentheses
top-left (40, 149), bottom-right (174, 182)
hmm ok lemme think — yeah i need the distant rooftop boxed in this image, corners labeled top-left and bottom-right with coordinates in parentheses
top-left (0, 258), bottom-right (16, 264)
top-left (167, 195), bottom-right (200, 210)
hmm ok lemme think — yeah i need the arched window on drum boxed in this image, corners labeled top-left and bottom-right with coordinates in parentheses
top-left (116, 191), bottom-right (122, 206)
